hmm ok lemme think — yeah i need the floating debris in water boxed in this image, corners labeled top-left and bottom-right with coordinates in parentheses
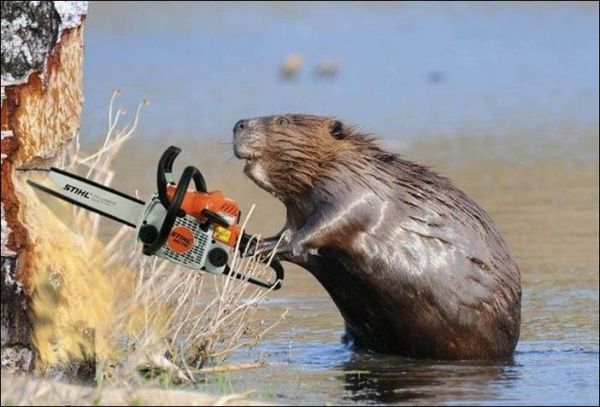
top-left (281, 52), bottom-right (304, 79)
top-left (314, 58), bottom-right (340, 78)
top-left (427, 70), bottom-right (445, 84)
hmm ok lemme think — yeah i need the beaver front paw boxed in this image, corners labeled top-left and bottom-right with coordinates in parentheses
top-left (275, 235), bottom-right (308, 260)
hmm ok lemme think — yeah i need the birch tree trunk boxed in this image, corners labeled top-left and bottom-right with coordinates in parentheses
top-left (1, 1), bottom-right (88, 375)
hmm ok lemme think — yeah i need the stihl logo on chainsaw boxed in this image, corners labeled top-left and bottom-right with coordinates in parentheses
top-left (63, 184), bottom-right (91, 199)
top-left (167, 226), bottom-right (195, 253)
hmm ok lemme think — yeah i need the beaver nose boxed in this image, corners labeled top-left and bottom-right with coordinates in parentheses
top-left (233, 119), bottom-right (247, 133)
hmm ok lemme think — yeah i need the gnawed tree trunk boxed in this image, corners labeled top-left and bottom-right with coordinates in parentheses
top-left (1, 1), bottom-right (88, 375)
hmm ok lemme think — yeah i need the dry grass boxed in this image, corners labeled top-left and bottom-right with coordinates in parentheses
top-left (43, 91), bottom-right (286, 385)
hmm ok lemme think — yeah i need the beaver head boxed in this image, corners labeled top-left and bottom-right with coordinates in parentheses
top-left (232, 114), bottom-right (340, 199)
top-left (233, 114), bottom-right (391, 204)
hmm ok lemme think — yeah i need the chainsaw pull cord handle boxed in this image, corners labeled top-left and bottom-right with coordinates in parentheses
top-left (144, 165), bottom-right (200, 256)
top-left (157, 146), bottom-right (207, 210)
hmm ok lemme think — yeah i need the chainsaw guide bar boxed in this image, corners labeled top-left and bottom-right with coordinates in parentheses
top-left (28, 167), bottom-right (145, 228)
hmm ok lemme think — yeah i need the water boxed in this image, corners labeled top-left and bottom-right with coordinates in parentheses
top-left (82, 2), bottom-right (598, 144)
top-left (81, 2), bottom-right (598, 405)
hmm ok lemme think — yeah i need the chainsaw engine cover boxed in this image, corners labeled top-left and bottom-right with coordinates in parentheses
top-left (137, 196), bottom-right (230, 274)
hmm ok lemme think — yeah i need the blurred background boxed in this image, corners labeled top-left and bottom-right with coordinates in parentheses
top-left (80, 2), bottom-right (598, 405)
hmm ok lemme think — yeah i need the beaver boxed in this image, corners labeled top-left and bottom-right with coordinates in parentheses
top-left (232, 114), bottom-right (521, 360)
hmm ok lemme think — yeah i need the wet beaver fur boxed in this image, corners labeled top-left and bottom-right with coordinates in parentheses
top-left (233, 114), bottom-right (521, 360)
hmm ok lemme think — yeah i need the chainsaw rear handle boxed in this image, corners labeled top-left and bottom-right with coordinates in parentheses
top-left (235, 231), bottom-right (285, 290)
top-left (223, 257), bottom-right (284, 290)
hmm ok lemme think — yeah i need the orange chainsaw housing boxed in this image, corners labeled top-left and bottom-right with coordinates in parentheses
top-left (166, 185), bottom-right (241, 247)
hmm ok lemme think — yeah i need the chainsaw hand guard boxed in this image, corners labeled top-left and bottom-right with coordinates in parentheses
top-left (157, 146), bottom-right (207, 210)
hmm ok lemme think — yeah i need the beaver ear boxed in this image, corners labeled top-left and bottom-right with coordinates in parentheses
top-left (330, 120), bottom-right (345, 140)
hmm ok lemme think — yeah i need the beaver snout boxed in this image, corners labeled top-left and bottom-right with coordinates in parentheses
top-left (233, 119), bottom-right (248, 133)
top-left (233, 118), bottom-right (263, 160)
top-left (233, 118), bottom-right (260, 135)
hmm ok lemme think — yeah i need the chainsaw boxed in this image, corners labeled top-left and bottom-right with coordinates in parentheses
top-left (27, 145), bottom-right (284, 290)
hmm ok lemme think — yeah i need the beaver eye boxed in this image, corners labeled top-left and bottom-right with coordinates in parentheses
top-left (277, 117), bottom-right (289, 126)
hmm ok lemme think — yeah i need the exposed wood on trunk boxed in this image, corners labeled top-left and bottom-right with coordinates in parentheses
top-left (1, 1), bottom-right (88, 375)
